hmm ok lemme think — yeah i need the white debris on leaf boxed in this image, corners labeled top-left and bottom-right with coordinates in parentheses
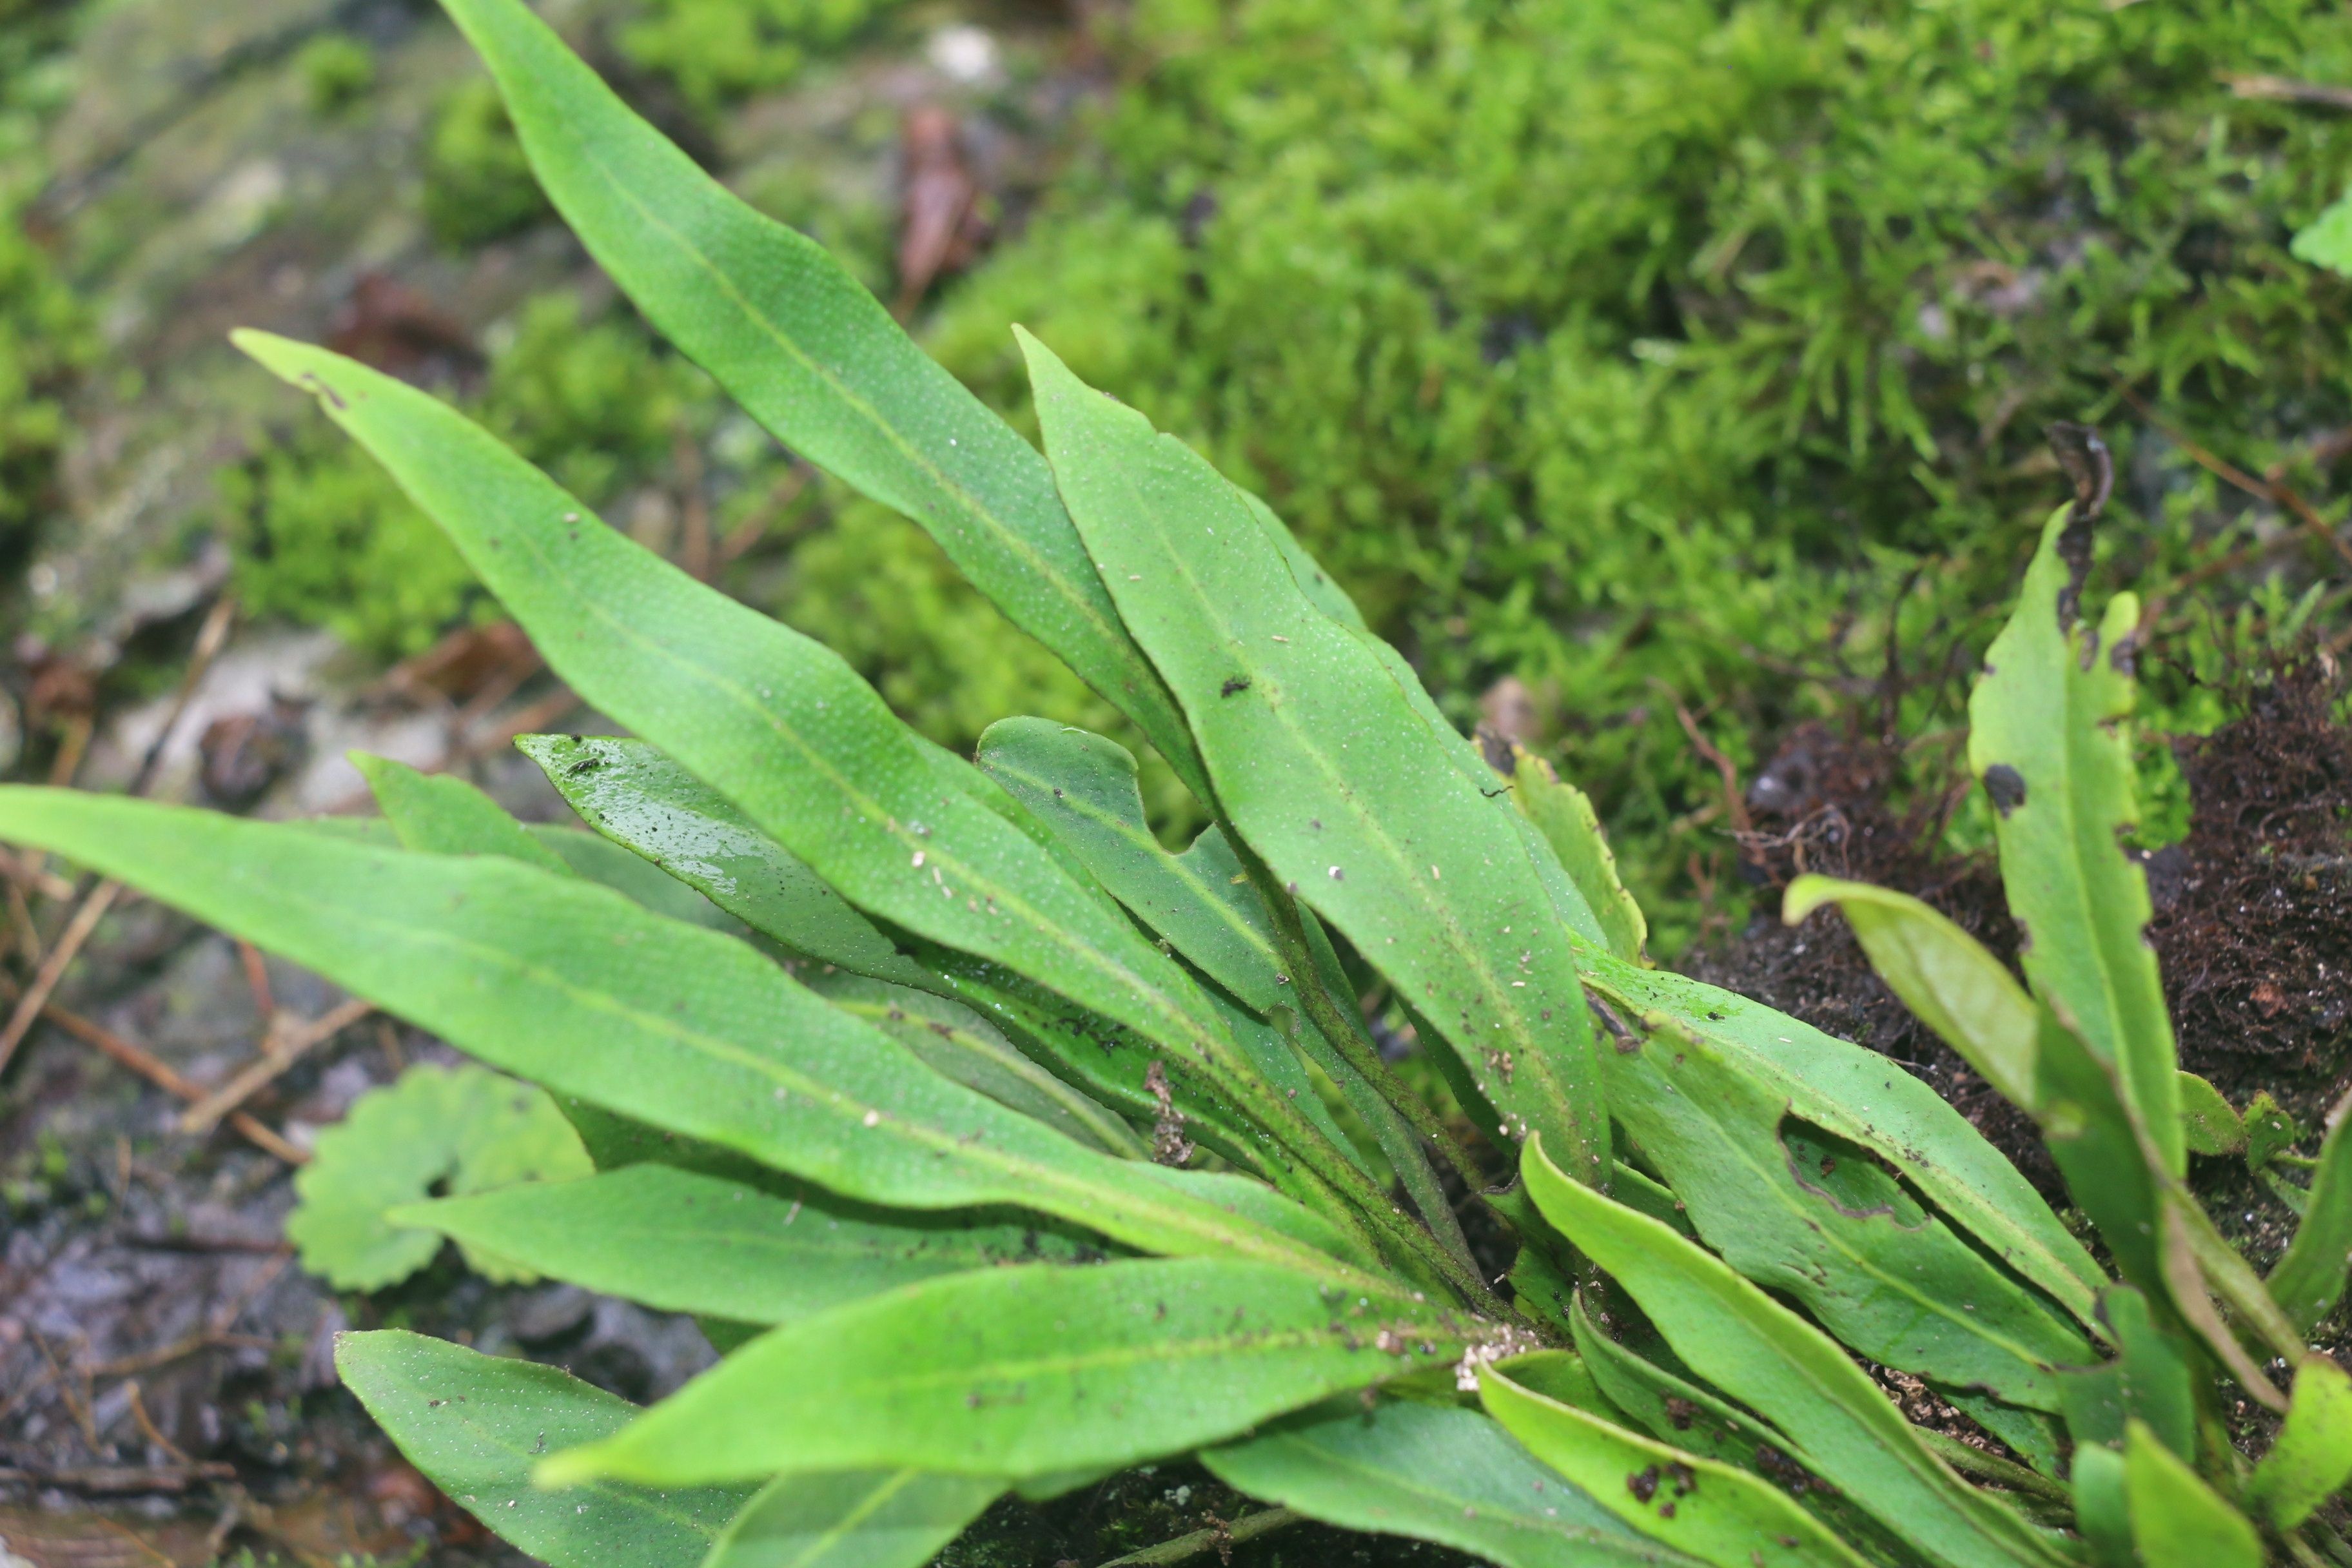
top-left (1455, 1323), bottom-right (1544, 1392)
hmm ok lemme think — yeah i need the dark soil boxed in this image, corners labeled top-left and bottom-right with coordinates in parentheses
top-left (1690, 651), bottom-right (2352, 1225)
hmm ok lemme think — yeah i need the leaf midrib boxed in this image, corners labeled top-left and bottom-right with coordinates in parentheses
top-left (218, 850), bottom-right (1362, 1284)
top-left (1095, 440), bottom-right (1573, 1121)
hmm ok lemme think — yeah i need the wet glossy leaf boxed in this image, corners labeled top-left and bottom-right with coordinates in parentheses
top-left (1205, 1396), bottom-right (1698, 1568)
top-left (435, 0), bottom-right (1209, 802)
top-left (2247, 1355), bottom-right (2352, 1528)
top-left (357, 753), bottom-right (573, 874)
top-left (393, 1163), bottom-right (1098, 1324)
top-left (704, 1471), bottom-right (1002, 1568)
top-left (1968, 504), bottom-right (2180, 1171)
top-left (1022, 329), bottom-right (1609, 1182)
top-left (1518, 1136), bottom-right (2070, 1568)
top-left (519, 734), bottom-right (925, 985)
top-left (2271, 1095), bottom-right (2352, 1333)
top-left (236, 334), bottom-right (1372, 1248)
top-left (288, 1063), bottom-right (591, 1289)
top-left (539, 1257), bottom-right (1471, 1487)
top-left (1575, 949), bottom-right (2104, 1332)
top-left (1781, 876), bottom-right (2037, 1111)
top-left (2122, 1418), bottom-right (2262, 1568)
top-left (1479, 1364), bottom-right (1872, 1568)
top-left (1602, 1008), bottom-right (2088, 1411)
top-left (0, 789), bottom-right (1383, 1288)
top-left (337, 1329), bottom-right (751, 1568)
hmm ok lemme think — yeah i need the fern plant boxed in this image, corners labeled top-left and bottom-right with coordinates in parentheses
top-left (7, 3), bottom-right (2351, 1563)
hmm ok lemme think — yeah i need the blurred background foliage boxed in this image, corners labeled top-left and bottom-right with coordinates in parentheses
top-left (6, 0), bottom-right (2352, 954)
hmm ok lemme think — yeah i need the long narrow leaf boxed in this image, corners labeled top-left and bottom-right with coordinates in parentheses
top-left (237, 333), bottom-right (1382, 1248)
top-left (0, 790), bottom-right (1385, 1288)
top-left (434, 0), bottom-right (1209, 803)
top-left (358, 754), bottom-right (574, 873)
top-left (520, 734), bottom-right (927, 985)
top-left (1968, 504), bottom-right (2180, 1171)
top-left (1507, 747), bottom-right (1647, 963)
top-left (1479, 1366), bottom-right (1872, 1568)
top-left (808, 972), bottom-right (1146, 1157)
top-left (1022, 329), bottom-right (1609, 1182)
top-left (1519, 1136), bottom-right (2072, 1568)
top-left (1603, 1009), bottom-right (2088, 1410)
top-left (538, 1257), bottom-right (1474, 1487)
top-left (337, 1329), bottom-right (752, 1568)
top-left (392, 1164), bottom-right (1101, 1324)
top-left (2269, 1093), bottom-right (2352, 1332)
top-left (1204, 1397), bottom-right (1700, 1568)
top-left (1576, 950), bottom-right (2104, 1331)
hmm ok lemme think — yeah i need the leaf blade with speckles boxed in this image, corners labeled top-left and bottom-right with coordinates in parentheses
top-left (1021, 329), bottom-right (1609, 1182)
top-left (336, 1329), bottom-right (752, 1568)
top-left (433, 0), bottom-right (1210, 805)
top-left (538, 1258), bottom-right (1473, 1487)
top-left (0, 789), bottom-right (1385, 1288)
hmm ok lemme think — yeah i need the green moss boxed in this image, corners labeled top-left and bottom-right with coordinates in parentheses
top-left (620, 0), bottom-right (911, 115)
top-left (902, 0), bottom-right (2352, 952)
top-left (227, 293), bottom-right (712, 659)
top-left (422, 75), bottom-right (548, 250)
top-left (295, 32), bottom-right (376, 117)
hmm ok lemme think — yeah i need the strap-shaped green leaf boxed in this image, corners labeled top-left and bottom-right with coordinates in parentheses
top-left (531, 823), bottom-right (736, 930)
top-left (977, 718), bottom-right (1282, 1014)
top-left (1782, 876), bottom-right (2039, 1111)
top-left (357, 753), bottom-right (574, 874)
top-left (1479, 1364), bottom-right (1872, 1568)
top-left (1518, 1135), bottom-right (2072, 1568)
top-left (1567, 1298), bottom-right (1921, 1561)
top-left (1021, 328), bottom-right (1609, 1183)
top-left (0, 788), bottom-right (1384, 1288)
top-left (808, 971), bottom-right (1146, 1157)
top-left (2121, 1418), bottom-right (2263, 1568)
top-left (393, 1163), bottom-right (1099, 1325)
top-left (236, 333), bottom-right (1385, 1256)
top-left (2055, 1286), bottom-right (2193, 1459)
top-left (2247, 1356), bottom-right (2352, 1529)
top-left (1509, 747), bottom-right (1647, 964)
top-left (1602, 1013), bottom-right (2087, 1411)
top-left (1968, 504), bottom-right (2180, 1171)
top-left (538, 1257), bottom-right (1473, 1488)
top-left (520, 734), bottom-right (928, 985)
top-left (705, 1470), bottom-right (1002, 1568)
top-left (337, 1329), bottom-right (752, 1568)
top-left (2269, 1093), bottom-right (2352, 1333)
top-left (1204, 1396), bottom-right (1698, 1568)
top-left (1576, 951), bottom-right (2104, 1332)
top-left (433, 0), bottom-right (1209, 805)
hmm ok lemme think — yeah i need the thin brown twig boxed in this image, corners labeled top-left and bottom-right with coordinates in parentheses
top-left (2224, 74), bottom-right (2352, 111)
top-left (0, 877), bottom-right (121, 1073)
top-left (235, 940), bottom-right (275, 1019)
top-left (0, 1462), bottom-right (235, 1493)
top-left (31, 995), bottom-right (308, 1164)
top-left (0, 844), bottom-right (72, 901)
top-left (179, 995), bottom-right (373, 1134)
top-left (128, 594), bottom-right (239, 799)
top-left (5, 876), bottom-right (40, 967)
top-left (92, 1332), bottom-right (274, 1379)
top-left (1672, 701), bottom-right (1752, 835)
top-left (2112, 379), bottom-right (2352, 576)
top-left (122, 1380), bottom-right (194, 1466)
